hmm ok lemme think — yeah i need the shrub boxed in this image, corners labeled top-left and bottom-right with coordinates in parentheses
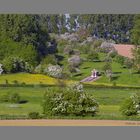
top-left (5, 79), bottom-right (9, 85)
top-left (68, 55), bottom-right (82, 68)
top-left (102, 62), bottom-right (112, 81)
top-left (55, 79), bottom-right (66, 88)
top-left (87, 51), bottom-right (99, 61)
top-left (68, 64), bottom-right (78, 73)
top-left (28, 112), bottom-right (40, 119)
top-left (12, 80), bottom-right (19, 85)
top-left (42, 86), bottom-right (99, 117)
top-left (123, 58), bottom-right (133, 70)
top-left (76, 28), bottom-right (90, 41)
top-left (108, 50), bottom-right (118, 58)
top-left (57, 39), bottom-right (68, 53)
top-left (63, 45), bottom-right (74, 55)
top-left (34, 64), bottom-right (43, 74)
top-left (0, 63), bottom-right (3, 74)
top-left (80, 44), bottom-right (90, 54)
top-left (44, 64), bottom-right (63, 78)
top-left (2, 57), bottom-right (14, 73)
top-left (2, 56), bottom-right (33, 73)
top-left (8, 93), bottom-right (20, 103)
top-left (115, 55), bottom-right (125, 65)
top-left (120, 93), bottom-right (140, 116)
top-left (41, 55), bottom-right (57, 65)
top-left (92, 39), bottom-right (103, 49)
top-left (102, 62), bottom-right (112, 73)
top-left (99, 41), bottom-right (115, 53)
top-left (1, 93), bottom-right (20, 103)
top-left (67, 82), bottom-right (84, 93)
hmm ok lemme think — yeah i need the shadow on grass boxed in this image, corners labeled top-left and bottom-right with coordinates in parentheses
top-left (113, 72), bottom-right (122, 74)
top-left (74, 73), bottom-right (83, 77)
top-left (83, 67), bottom-right (90, 69)
top-left (18, 100), bottom-right (28, 104)
top-left (112, 75), bottom-right (120, 81)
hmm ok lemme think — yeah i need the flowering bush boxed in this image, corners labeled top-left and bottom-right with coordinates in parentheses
top-left (100, 41), bottom-right (115, 53)
top-left (44, 64), bottom-right (63, 78)
top-left (2, 57), bottom-right (33, 73)
top-left (42, 85), bottom-right (99, 117)
top-left (0, 64), bottom-right (3, 74)
top-left (67, 82), bottom-right (84, 93)
top-left (120, 93), bottom-right (140, 116)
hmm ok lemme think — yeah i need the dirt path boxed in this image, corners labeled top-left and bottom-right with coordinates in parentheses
top-left (81, 76), bottom-right (100, 83)
top-left (0, 119), bottom-right (139, 126)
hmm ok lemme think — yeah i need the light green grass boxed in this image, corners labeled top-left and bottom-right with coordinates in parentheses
top-left (0, 86), bottom-right (140, 120)
top-left (58, 52), bottom-right (140, 87)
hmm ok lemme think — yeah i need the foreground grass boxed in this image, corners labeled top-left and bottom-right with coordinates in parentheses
top-left (0, 86), bottom-right (140, 120)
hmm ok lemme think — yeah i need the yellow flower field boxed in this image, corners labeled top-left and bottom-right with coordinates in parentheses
top-left (0, 73), bottom-right (69, 85)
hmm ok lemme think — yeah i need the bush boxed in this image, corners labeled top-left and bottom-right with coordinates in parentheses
top-left (87, 51), bottom-right (99, 61)
top-left (41, 55), bottom-right (57, 65)
top-left (12, 80), bottom-right (19, 85)
top-left (8, 93), bottom-right (20, 103)
top-left (1, 93), bottom-right (20, 103)
top-left (115, 55), bottom-right (125, 65)
top-left (108, 50), bottom-right (118, 58)
top-left (80, 44), bottom-right (90, 54)
top-left (68, 55), bottom-right (82, 68)
top-left (34, 64), bottom-right (43, 74)
top-left (57, 39), bottom-right (68, 53)
top-left (63, 45), bottom-right (74, 55)
top-left (2, 56), bottom-right (33, 73)
top-left (99, 41), bottom-right (115, 53)
top-left (42, 85), bottom-right (99, 117)
top-left (44, 64), bottom-right (63, 78)
top-left (68, 64), bottom-right (78, 73)
top-left (120, 93), bottom-right (140, 116)
top-left (28, 112), bottom-right (40, 119)
top-left (123, 58), bottom-right (133, 69)
top-left (102, 62), bottom-right (112, 73)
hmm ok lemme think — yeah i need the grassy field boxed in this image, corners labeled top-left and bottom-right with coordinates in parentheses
top-left (0, 73), bottom-right (56, 85)
top-left (0, 86), bottom-right (140, 120)
top-left (0, 73), bottom-right (73, 85)
top-left (58, 52), bottom-right (140, 87)
top-left (0, 52), bottom-right (140, 120)
top-left (48, 50), bottom-right (140, 88)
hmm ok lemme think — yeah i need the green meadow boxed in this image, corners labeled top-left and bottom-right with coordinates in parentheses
top-left (0, 85), bottom-right (140, 120)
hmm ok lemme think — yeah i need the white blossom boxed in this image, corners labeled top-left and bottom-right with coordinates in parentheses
top-left (44, 64), bottom-right (63, 78)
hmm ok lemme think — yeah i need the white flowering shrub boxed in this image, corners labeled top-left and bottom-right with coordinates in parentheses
top-left (44, 64), bottom-right (63, 78)
top-left (2, 57), bottom-right (33, 73)
top-left (120, 93), bottom-right (140, 116)
top-left (42, 86), bottom-right (99, 117)
top-left (67, 82), bottom-right (84, 93)
top-left (0, 64), bottom-right (3, 74)
top-left (100, 41), bottom-right (115, 53)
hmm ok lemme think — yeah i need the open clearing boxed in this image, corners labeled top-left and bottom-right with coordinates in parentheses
top-left (114, 44), bottom-right (134, 58)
